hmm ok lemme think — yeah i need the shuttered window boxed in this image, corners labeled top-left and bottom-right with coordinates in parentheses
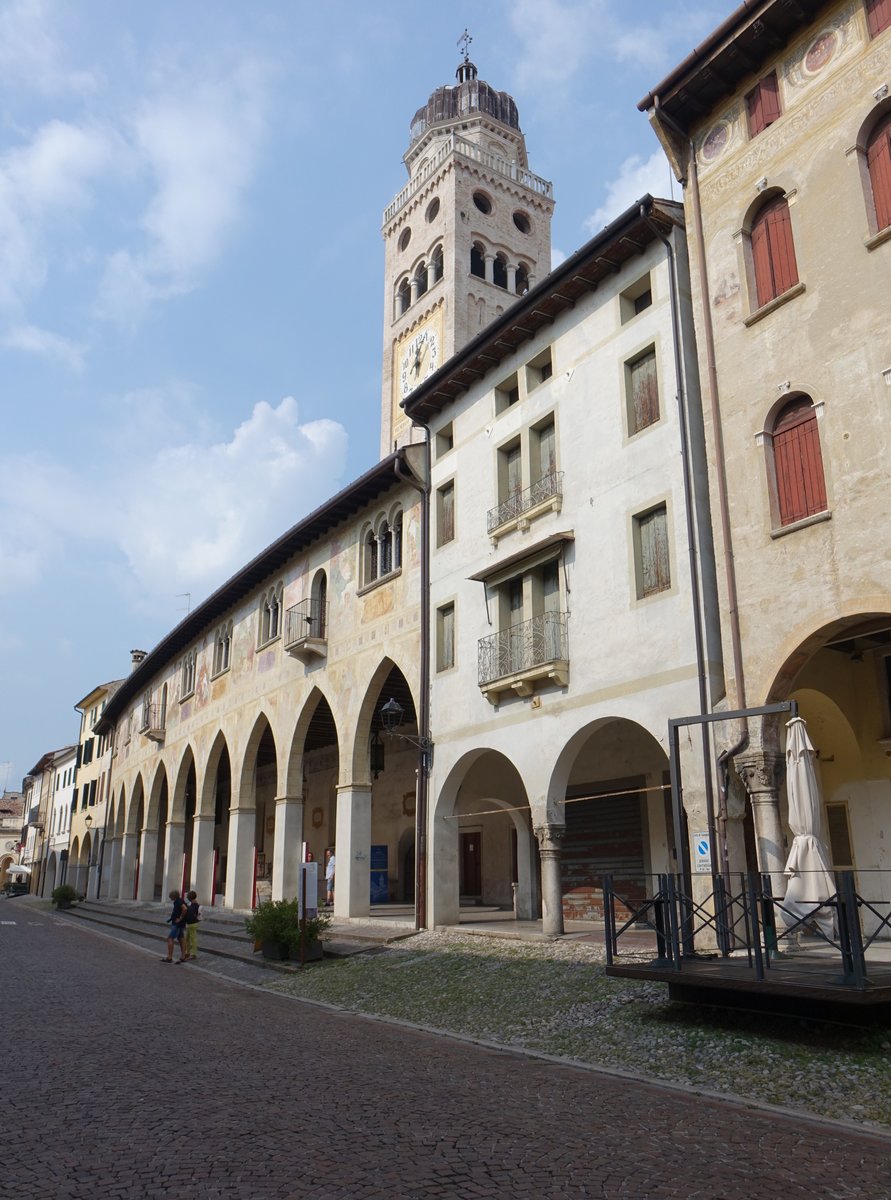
top-left (635, 505), bottom-right (670, 598)
top-left (751, 197), bottom-right (799, 308)
top-left (536, 420), bottom-right (557, 480)
top-left (437, 603), bottom-right (455, 671)
top-left (866, 0), bottom-right (891, 36)
top-left (867, 112), bottom-right (891, 231)
top-left (506, 442), bottom-right (522, 498)
top-left (746, 72), bottom-right (782, 137)
top-left (772, 397), bottom-right (827, 526)
top-left (628, 349), bottom-right (659, 434)
top-left (437, 481), bottom-right (455, 546)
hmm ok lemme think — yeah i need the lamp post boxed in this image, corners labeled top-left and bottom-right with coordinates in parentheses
top-left (379, 698), bottom-right (434, 775)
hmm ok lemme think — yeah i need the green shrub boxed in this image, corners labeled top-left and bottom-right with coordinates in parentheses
top-left (245, 899), bottom-right (330, 953)
top-left (51, 884), bottom-right (79, 906)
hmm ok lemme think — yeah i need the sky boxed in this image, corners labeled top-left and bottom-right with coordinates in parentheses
top-left (0, 0), bottom-right (728, 788)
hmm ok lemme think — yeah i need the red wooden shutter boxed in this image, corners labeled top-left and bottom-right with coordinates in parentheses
top-left (866, 0), bottom-right (891, 37)
top-left (867, 113), bottom-right (891, 231)
top-left (746, 73), bottom-right (781, 137)
top-left (752, 197), bottom-right (798, 306)
top-left (773, 399), bottom-right (826, 526)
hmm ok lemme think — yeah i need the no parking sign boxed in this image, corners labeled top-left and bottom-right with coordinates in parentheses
top-left (693, 832), bottom-right (712, 873)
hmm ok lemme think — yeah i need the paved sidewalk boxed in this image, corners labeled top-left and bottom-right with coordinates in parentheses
top-left (3, 902), bottom-right (889, 1199)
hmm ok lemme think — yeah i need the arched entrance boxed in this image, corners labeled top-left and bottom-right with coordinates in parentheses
top-left (551, 717), bottom-right (671, 923)
top-left (430, 748), bottom-right (538, 928)
top-left (765, 612), bottom-right (891, 936)
top-left (230, 715), bottom-right (277, 909)
top-left (286, 690), bottom-right (340, 906)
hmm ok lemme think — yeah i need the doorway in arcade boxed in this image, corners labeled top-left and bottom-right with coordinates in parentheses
top-left (559, 718), bottom-right (673, 923)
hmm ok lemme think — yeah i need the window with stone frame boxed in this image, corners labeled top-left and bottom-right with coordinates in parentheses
top-left (750, 195), bottom-right (799, 309)
top-left (213, 620), bottom-right (233, 675)
top-left (633, 504), bottom-right (671, 599)
top-left (746, 71), bottom-right (782, 137)
top-left (436, 602), bottom-right (455, 672)
top-left (625, 347), bottom-right (660, 435)
top-left (867, 110), bottom-right (891, 231)
top-left (769, 395), bottom-right (827, 527)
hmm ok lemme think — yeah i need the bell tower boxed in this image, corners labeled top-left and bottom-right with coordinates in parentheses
top-left (380, 39), bottom-right (555, 456)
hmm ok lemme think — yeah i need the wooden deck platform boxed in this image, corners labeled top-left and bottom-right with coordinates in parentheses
top-left (607, 954), bottom-right (891, 1022)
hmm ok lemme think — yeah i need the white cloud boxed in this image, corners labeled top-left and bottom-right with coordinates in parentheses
top-left (585, 150), bottom-right (678, 232)
top-left (0, 119), bottom-right (115, 309)
top-left (0, 0), bottom-right (97, 95)
top-left (0, 394), bottom-right (349, 606)
top-left (551, 247), bottom-right (567, 269)
top-left (2, 323), bottom-right (85, 370)
top-left (510, 0), bottom-right (603, 91)
top-left (110, 396), bottom-right (347, 600)
top-left (98, 63), bottom-right (270, 323)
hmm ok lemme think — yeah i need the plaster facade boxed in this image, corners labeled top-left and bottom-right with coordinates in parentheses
top-left (405, 200), bottom-right (723, 935)
top-left (642, 0), bottom-right (891, 916)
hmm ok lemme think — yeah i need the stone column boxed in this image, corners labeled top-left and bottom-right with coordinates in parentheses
top-left (118, 831), bottom-right (138, 900)
top-left (426, 260), bottom-right (437, 291)
top-left (484, 253), bottom-right (495, 284)
top-left (136, 828), bottom-right (158, 901)
top-left (334, 784), bottom-right (371, 919)
top-left (272, 795), bottom-right (304, 901)
top-left (226, 808), bottom-right (256, 910)
top-left (736, 752), bottom-right (785, 895)
top-left (410, 276), bottom-right (420, 304)
top-left (534, 823), bottom-right (566, 938)
top-left (190, 814), bottom-right (217, 902)
top-left (163, 819), bottom-right (187, 896)
top-left (506, 264), bottom-right (517, 293)
top-left (105, 835), bottom-right (122, 900)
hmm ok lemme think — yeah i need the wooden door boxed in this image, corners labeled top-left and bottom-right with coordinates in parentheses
top-left (460, 832), bottom-right (482, 897)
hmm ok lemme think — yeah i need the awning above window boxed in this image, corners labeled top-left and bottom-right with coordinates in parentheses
top-left (468, 531), bottom-right (574, 584)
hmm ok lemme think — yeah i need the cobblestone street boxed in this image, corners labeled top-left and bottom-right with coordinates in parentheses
top-left (5, 907), bottom-right (890, 1200)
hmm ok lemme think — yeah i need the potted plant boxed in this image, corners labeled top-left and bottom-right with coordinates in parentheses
top-left (245, 899), bottom-right (330, 962)
top-left (51, 884), bottom-right (79, 910)
top-left (286, 911), bottom-right (331, 963)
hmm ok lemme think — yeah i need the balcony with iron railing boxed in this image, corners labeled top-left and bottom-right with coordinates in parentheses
top-left (284, 598), bottom-right (329, 660)
top-left (383, 134), bottom-right (553, 226)
top-left (139, 703), bottom-right (166, 743)
top-left (478, 611), bottom-right (569, 702)
top-left (487, 470), bottom-right (564, 541)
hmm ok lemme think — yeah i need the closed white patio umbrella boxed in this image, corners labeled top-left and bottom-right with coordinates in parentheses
top-left (6, 864), bottom-right (31, 876)
top-left (781, 716), bottom-right (836, 939)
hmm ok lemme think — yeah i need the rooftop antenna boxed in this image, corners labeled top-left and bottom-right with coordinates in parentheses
top-left (176, 592), bottom-right (191, 614)
top-left (457, 28), bottom-right (472, 63)
top-left (0, 762), bottom-right (10, 792)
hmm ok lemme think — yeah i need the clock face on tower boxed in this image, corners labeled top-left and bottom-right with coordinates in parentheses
top-left (400, 325), bottom-right (439, 398)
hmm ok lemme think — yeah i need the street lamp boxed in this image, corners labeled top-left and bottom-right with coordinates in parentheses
top-left (379, 698), bottom-right (434, 774)
top-left (84, 814), bottom-right (93, 829)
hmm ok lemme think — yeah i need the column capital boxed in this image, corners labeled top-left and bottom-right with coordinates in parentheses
top-left (533, 823), bottom-right (566, 854)
top-left (736, 751), bottom-right (783, 796)
top-left (274, 794), bottom-right (303, 805)
top-left (336, 782), bottom-right (372, 796)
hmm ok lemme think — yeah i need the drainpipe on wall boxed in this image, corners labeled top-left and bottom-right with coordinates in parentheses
top-left (639, 200), bottom-right (717, 876)
top-left (653, 98), bottom-right (751, 876)
top-left (394, 432), bottom-right (431, 931)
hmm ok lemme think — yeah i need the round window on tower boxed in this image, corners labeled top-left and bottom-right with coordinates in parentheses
top-left (425, 198), bottom-right (440, 223)
top-left (398, 227), bottom-right (412, 252)
top-left (473, 191), bottom-right (493, 215)
top-left (513, 210), bottom-right (532, 234)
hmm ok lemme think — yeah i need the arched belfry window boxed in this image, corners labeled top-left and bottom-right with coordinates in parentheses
top-left (431, 244), bottom-right (444, 283)
top-left (470, 241), bottom-right (485, 279)
top-left (750, 195), bottom-right (799, 308)
top-left (771, 396), bottom-right (827, 527)
top-left (867, 110), bottom-right (891, 232)
top-left (415, 262), bottom-right (428, 299)
top-left (516, 264), bottom-right (530, 296)
top-left (493, 253), bottom-right (508, 290)
top-left (396, 278), bottom-right (411, 317)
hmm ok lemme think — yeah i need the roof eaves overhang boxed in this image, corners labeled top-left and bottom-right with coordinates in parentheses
top-left (97, 451), bottom-right (408, 732)
top-left (637, 0), bottom-right (831, 131)
top-left (468, 532), bottom-right (575, 584)
top-left (402, 195), bottom-right (682, 426)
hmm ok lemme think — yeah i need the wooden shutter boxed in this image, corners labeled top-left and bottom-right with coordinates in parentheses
top-left (773, 398), bottom-right (827, 525)
top-left (752, 197), bottom-right (798, 306)
top-left (867, 113), bottom-right (891, 232)
top-left (506, 443), bottom-right (522, 497)
top-left (629, 351), bottom-right (659, 432)
top-left (746, 73), bottom-right (781, 137)
top-left (439, 604), bottom-right (454, 670)
top-left (537, 421), bottom-right (556, 478)
top-left (866, 0), bottom-right (891, 37)
top-left (638, 506), bottom-right (670, 596)
top-left (439, 483), bottom-right (454, 544)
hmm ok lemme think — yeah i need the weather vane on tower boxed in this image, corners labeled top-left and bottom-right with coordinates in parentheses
top-left (457, 29), bottom-right (472, 64)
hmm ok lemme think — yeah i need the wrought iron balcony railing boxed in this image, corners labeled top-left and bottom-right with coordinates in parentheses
top-left (487, 471), bottom-right (563, 534)
top-left (140, 703), bottom-right (166, 742)
top-left (478, 611), bottom-right (569, 688)
top-left (284, 598), bottom-right (328, 654)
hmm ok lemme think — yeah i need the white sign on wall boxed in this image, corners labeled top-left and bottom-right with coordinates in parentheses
top-left (693, 832), bottom-right (712, 874)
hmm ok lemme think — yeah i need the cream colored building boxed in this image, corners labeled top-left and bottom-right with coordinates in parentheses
top-left (404, 198), bottom-right (723, 935)
top-left (96, 456), bottom-right (424, 918)
top-left (68, 681), bottom-right (122, 898)
top-left (39, 745), bottom-right (77, 895)
top-left (640, 0), bottom-right (891, 916)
